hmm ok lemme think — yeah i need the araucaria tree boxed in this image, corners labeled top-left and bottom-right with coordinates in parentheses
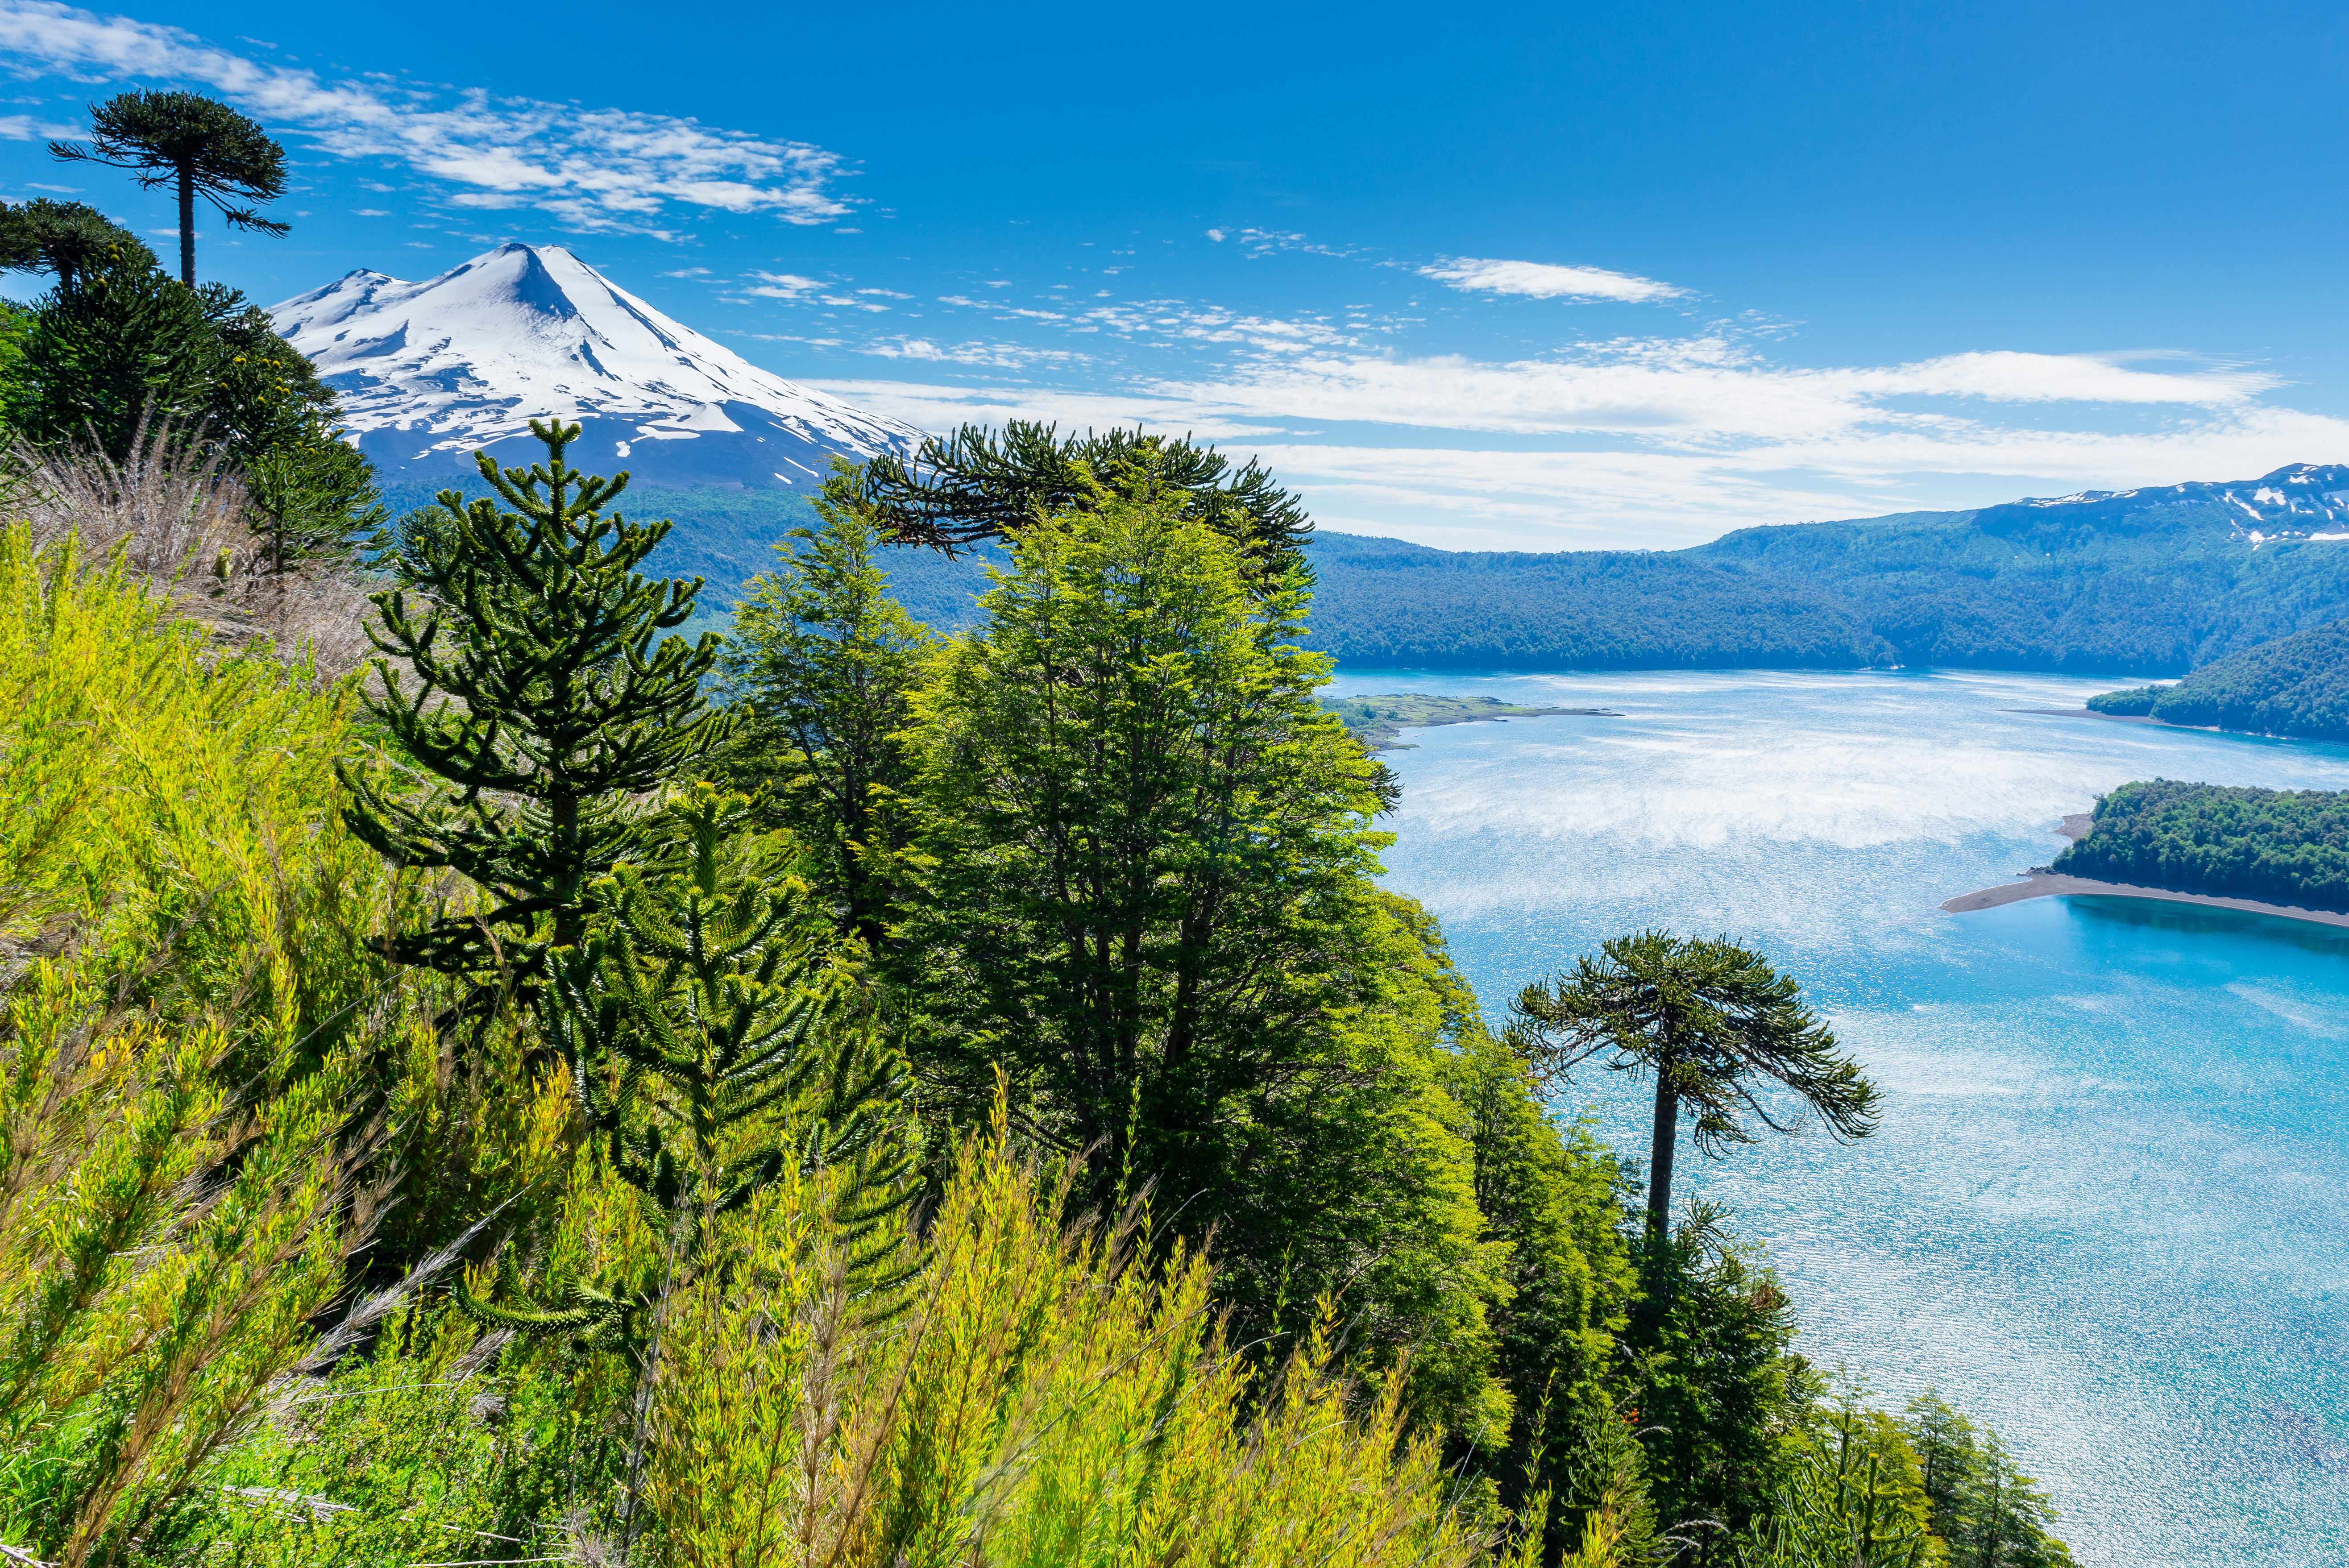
top-left (830, 419), bottom-right (1312, 579)
top-left (0, 198), bottom-right (156, 290)
top-left (50, 91), bottom-right (289, 285)
top-left (1509, 929), bottom-right (1880, 1242)
top-left (343, 419), bottom-right (726, 979)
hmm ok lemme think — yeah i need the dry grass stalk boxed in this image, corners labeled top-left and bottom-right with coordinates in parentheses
top-left (3, 421), bottom-right (383, 685)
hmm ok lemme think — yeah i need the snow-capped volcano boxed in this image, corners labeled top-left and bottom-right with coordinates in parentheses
top-left (269, 243), bottom-right (917, 489)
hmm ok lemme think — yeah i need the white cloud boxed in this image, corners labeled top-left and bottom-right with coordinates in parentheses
top-left (0, 0), bottom-right (855, 234)
top-left (792, 371), bottom-right (2349, 553)
top-left (739, 270), bottom-right (822, 299)
top-left (1144, 340), bottom-right (2272, 441)
top-left (849, 339), bottom-right (1090, 370)
top-left (1420, 256), bottom-right (1689, 304)
top-left (0, 109), bottom-right (72, 137)
top-left (1230, 227), bottom-right (1359, 259)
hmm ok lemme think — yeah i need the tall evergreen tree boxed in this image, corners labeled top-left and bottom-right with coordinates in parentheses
top-left (720, 499), bottom-right (933, 948)
top-left (1509, 929), bottom-right (1880, 1244)
top-left (6, 259), bottom-right (212, 461)
top-left (49, 91), bottom-right (288, 285)
top-left (343, 419), bottom-right (726, 979)
top-left (830, 420), bottom-right (1311, 578)
top-left (0, 198), bottom-right (155, 290)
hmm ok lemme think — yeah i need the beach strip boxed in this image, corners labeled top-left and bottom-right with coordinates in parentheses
top-left (1940, 872), bottom-right (2349, 931)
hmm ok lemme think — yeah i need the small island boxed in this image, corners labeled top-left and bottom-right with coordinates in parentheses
top-left (1942, 780), bottom-right (2349, 929)
top-left (1318, 693), bottom-right (1620, 751)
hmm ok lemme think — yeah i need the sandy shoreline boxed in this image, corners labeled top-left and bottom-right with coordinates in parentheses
top-left (1940, 872), bottom-right (2349, 930)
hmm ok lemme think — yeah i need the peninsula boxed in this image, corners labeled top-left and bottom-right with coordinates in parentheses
top-left (1318, 693), bottom-right (1619, 751)
top-left (1943, 783), bottom-right (2349, 929)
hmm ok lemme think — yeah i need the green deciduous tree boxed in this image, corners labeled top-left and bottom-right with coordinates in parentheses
top-left (831, 419), bottom-right (1311, 579)
top-left (899, 485), bottom-right (1506, 1423)
top-left (343, 419), bottom-right (726, 979)
top-left (1632, 1207), bottom-right (1808, 1554)
top-left (720, 498), bottom-right (933, 947)
top-left (1510, 930), bottom-right (1881, 1245)
top-left (50, 91), bottom-right (289, 285)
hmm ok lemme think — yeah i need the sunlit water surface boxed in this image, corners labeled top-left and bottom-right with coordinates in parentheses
top-left (1329, 667), bottom-right (2349, 1568)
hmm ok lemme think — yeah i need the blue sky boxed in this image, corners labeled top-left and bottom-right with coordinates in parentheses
top-left (1, 0), bottom-right (2344, 549)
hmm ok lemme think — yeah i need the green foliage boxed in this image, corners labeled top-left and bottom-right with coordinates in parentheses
top-left (897, 485), bottom-right (1513, 1424)
top-left (1625, 1209), bottom-right (1809, 1551)
top-left (831, 419), bottom-right (1312, 578)
top-left (2087, 618), bottom-right (2349, 740)
top-left (1897, 1394), bottom-right (2075, 1568)
top-left (3, 252), bottom-right (380, 565)
top-left (0, 198), bottom-right (156, 290)
top-left (7, 261), bottom-right (212, 460)
top-left (719, 499), bottom-right (934, 944)
top-left (1736, 1404), bottom-right (1941, 1568)
top-left (477, 784), bottom-right (917, 1349)
top-left (1303, 534), bottom-right (1895, 671)
top-left (2084, 684), bottom-right (2160, 716)
top-left (2050, 778), bottom-right (2349, 910)
top-left (344, 418), bottom-right (727, 975)
top-left (0, 525), bottom-right (455, 1568)
top-left (1510, 931), bottom-right (1880, 1241)
top-left (50, 90), bottom-right (290, 284)
top-left (0, 421), bottom-right (2085, 1568)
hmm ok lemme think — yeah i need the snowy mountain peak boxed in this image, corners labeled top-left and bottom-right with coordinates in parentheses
top-left (270, 243), bottom-right (917, 490)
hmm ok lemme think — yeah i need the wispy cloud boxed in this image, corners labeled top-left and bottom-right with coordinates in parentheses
top-left (0, 0), bottom-right (856, 235)
top-left (1420, 256), bottom-right (1688, 304)
top-left (739, 270), bottom-right (823, 299)
top-left (1206, 226), bottom-right (1362, 259)
top-left (0, 108), bottom-right (75, 137)
top-left (1148, 339), bottom-right (2273, 440)
top-left (853, 337), bottom-right (1091, 369)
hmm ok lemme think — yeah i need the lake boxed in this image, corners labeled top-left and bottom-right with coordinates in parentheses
top-left (1327, 666), bottom-right (2349, 1568)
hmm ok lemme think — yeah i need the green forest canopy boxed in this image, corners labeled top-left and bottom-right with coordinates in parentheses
top-left (2087, 619), bottom-right (2349, 742)
top-left (2052, 779), bottom-right (2349, 911)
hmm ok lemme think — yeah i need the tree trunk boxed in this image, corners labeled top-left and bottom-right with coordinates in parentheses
top-left (1645, 1069), bottom-right (1679, 1241)
top-left (176, 166), bottom-right (195, 286)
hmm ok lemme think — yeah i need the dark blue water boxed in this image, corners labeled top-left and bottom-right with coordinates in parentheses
top-left (1332, 667), bottom-right (2349, 1568)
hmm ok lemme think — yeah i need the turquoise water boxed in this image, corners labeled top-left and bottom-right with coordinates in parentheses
top-left (1329, 667), bottom-right (2349, 1568)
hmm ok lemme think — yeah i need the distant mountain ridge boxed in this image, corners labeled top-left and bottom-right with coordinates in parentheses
top-left (1301, 466), bottom-right (2349, 675)
top-left (270, 243), bottom-right (918, 491)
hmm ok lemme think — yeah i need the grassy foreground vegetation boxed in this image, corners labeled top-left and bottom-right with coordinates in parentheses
top-left (0, 95), bottom-right (2077, 1568)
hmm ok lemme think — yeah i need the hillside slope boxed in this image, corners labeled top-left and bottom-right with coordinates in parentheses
top-left (1302, 466), bottom-right (2349, 674)
top-left (2088, 620), bottom-right (2349, 741)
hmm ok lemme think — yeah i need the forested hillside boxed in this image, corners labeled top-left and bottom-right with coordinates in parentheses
top-left (2052, 780), bottom-right (2349, 910)
top-left (2087, 620), bottom-right (2349, 741)
top-left (1301, 533), bottom-right (1894, 669)
top-left (1299, 473), bottom-right (2349, 675)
